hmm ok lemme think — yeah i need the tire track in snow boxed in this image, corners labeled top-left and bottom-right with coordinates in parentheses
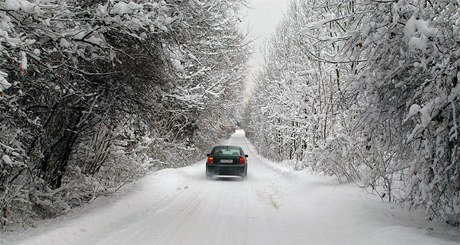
top-left (5, 131), bottom-right (459, 245)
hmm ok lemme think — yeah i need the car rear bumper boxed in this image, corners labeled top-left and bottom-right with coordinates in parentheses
top-left (206, 164), bottom-right (247, 176)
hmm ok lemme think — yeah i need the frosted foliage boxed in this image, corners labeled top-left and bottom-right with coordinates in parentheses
top-left (0, 0), bottom-right (249, 230)
top-left (244, 0), bottom-right (460, 225)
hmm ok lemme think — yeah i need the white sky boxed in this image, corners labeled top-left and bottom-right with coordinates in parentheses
top-left (240, 0), bottom-right (290, 97)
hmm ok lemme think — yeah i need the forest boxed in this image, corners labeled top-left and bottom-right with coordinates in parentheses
top-left (244, 0), bottom-right (459, 226)
top-left (0, 0), bottom-right (249, 230)
top-left (1, 0), bottom-right (459, 231)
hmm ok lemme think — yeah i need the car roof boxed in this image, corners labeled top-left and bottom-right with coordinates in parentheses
top-left (213, 145), bottom-right (242, 150)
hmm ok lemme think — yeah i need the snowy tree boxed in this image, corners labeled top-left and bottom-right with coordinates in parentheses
top-left (244, 0), bottom-right (459, 224)
top-left (0, 0), bottom-right (249, 230)
top-left (245, 0), bottom-right (359, 170)
top-left (345, 0), bottom-right (460, 220)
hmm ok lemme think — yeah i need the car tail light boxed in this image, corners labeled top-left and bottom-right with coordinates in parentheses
top-left (207, 156), bottom-right (214, 165)
top-left (239, 157), bottom-right (245, 165)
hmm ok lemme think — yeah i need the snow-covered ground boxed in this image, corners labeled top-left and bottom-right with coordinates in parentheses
top-left (1, 130), bottom-right (459, 245)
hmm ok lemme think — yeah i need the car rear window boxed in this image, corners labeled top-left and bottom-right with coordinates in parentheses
top-left (212, 147), bottom-right (242, 156)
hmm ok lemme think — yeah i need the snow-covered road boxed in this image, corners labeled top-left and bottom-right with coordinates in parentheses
top-left (2, 131), bottom-right (459, 245)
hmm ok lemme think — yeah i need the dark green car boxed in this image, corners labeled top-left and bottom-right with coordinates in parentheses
top-left (206, 145), bottom-right (248, 179)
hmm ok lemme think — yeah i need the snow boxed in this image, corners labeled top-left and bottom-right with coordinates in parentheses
top-left (303, 13), bottom-right (336, 31)
top-left (111, 2), bottom-right (142, 15)
top-left (18, 0), bottom-right (36, 13)
top-left (404, 16), bottom-right (418, 39)
top-left (0, 29), bottom-right (21, 47)
top-left (3, 0), bottom-right (37, 13)
top-left (59, 38), bottom-right (71, 48)
top-left (0, 71), bottom-right (11, 92)
top-left (404, 16), bottom-right (437, 52)
top-left (4, 0), bottom-right (20, 11)
top-left (449, 84), bottom-right (460, 102)
top-left (298, 69), bottom-right (316, 75)
top-left (86, 36), bottom-right (103, 46)
top-left (59, 38), bottom-right (70, 48)
top-left (1, 131), bottom-right (458, 245)
top-left (420, 101), bottom-right (434, 128)
top-left (405, 104), bottom-right (421, 122)
top-left (20, 51), bottom-right (27, 71)
top-left (2, 155), bottom-right (12, 165)
top-left (98, 2), bottom-right (109, 17)
top-left (408, 35), bottom-right (429, 52)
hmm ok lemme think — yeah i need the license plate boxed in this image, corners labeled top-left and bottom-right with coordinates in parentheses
top-left (220, 159), bottom-right (233, 163)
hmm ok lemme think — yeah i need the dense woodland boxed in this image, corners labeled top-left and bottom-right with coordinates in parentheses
top-left (244, 0), bottom-right (459, 225)
top-left (0, 0), bottom-right (249, 230)
top-left (1, 0), bottom-right (459, 232)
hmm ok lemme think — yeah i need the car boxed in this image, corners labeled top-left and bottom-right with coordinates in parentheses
top-left (206, 145), bottom-right (248, 179)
